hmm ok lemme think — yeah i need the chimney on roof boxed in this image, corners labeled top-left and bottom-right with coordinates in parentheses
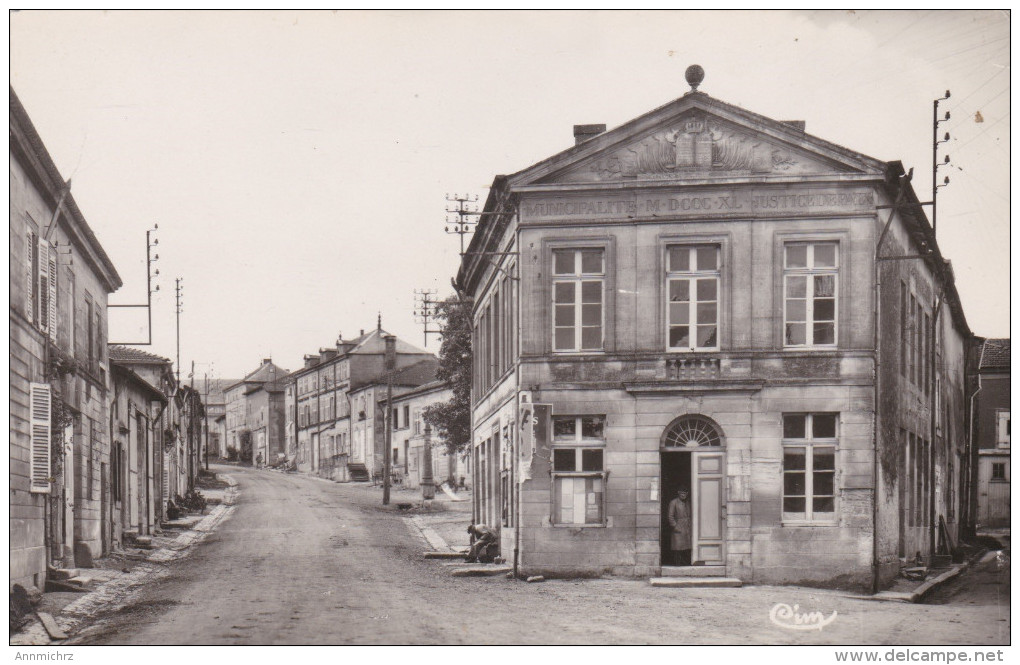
top-left (573, 124), bottom-right (606, 145)
top-left (263, 358), bottom-right (272, 364)
top-left (360, 329), bottom-right (364, 336)
top-left (377, 312), bottom-right (382, 331)
top-left (781, 120), bottom-right (806, 132)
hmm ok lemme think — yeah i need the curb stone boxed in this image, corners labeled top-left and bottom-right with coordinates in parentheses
top-left (843, 558), bottom-right (972, 604)
top-left (404, 514), bottom-right (452, 552)
top-left (9, 473), bottom-right (239, 646)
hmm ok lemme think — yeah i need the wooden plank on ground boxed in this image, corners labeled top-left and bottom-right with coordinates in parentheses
top-left (36, 612), bottom-right (67, 640)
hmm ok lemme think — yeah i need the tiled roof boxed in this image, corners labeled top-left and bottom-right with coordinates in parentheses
top-left (348, 327), bottom-right (429, 356)
top-left (389, 358), bottom-right (440, 386)
top-left (980, 338), bottom-right (1010, 371)
top-left (384, 379), bottom-right (450, 404)
top-left (242, 360), bottom-right (288, 383)
top-left (351, 358), bottom-right (440, 394)
top-left (227, 361), bottom-right (290, 391)
top-left (108, 344), bottom-right (171, 365)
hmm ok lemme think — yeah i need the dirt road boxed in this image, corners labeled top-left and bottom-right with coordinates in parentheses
top-left (77, 465), bottom-right (1009, 645)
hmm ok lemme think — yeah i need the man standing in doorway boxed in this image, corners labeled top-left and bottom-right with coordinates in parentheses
top-left (668, 488), bottom-right (693, 566)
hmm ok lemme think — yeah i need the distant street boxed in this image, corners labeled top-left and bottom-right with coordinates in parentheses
top-left (75, 466), bottom-right (1009, 646)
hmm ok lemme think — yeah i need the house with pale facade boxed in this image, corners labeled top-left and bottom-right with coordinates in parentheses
top-left (108, 346), bottom-right (174, 545)
top-left (971, 338), bottom-right (1009, 532)
top-left (224, 358), bottom-right (287, 462)
top-left (348, 359), bottom-right (440, 483)
top-left (384, 380), bottom-right (472, 490)
top-left (289, 322), bottom-right (436, 481)
top-left (458, 67), bottom-right (971, 590)
top-left (10, 88), bottom-right (123, 589)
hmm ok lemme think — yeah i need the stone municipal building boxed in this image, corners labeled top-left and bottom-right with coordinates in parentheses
top-left (459, 67), bottom-right (970, 590)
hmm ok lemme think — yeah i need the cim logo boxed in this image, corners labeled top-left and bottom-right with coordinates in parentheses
top-left (769, 603), bottom-right (838, 631)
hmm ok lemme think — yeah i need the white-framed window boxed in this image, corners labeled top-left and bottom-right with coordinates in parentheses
top-left (997, 410), bottom-right (1010, 448)
top-left (552, 249), bottom-right (604, 352)
top-left (782, 413), bottom-right (838, 522)
top-left (666, 245), bottom-right (720, 351)
top-left (784, 242), bottom-right (838, 347)
top-left (551, 415), bottom-right (607, 525)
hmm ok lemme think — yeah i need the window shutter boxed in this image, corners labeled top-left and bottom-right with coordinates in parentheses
top-left (30, 382), bottom-right (52, 493)
top-left (162, 450), bottom-right (170, 502)
top-left (38, 240), bottom-right (50, 333)
top-left (47, 242), bottom-right (58, 343)
top-left (26, 231), bottom-right (36, 322)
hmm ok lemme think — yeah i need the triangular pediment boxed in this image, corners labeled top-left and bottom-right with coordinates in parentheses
top-left (515, 95), bottom-right (886, 187)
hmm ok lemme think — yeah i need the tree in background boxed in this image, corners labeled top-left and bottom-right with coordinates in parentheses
top-left (239, 429), bottom-right (253, 464)
top-left (423, 294), bottom-right (472, 484)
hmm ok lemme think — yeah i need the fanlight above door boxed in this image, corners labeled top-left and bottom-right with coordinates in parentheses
top-left (663, 416), bottom-right (722, 448)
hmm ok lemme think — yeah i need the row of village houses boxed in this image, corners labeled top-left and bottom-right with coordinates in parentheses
top-left (205, 322), bottom-right (468, 490)
top-left (9, 86), bottom-right (468, 593)
top-left (11, 90), bottom-right (207, 590)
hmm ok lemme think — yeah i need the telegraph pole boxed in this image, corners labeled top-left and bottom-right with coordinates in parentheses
top-left (382, 334), bottom-right (396, 506)
top-left (108, 225), bottom-right (160, 345)
top-left (932, 90), bottom-right (952, 237)
top-left (929, 90), bottom-right (952, 561)
top-left (413, 288), bottom-right (442, 348)
top-left (174, 278), bottom-right (183, 383)
top-left (204, 372), bottom-right (210, 471)
top-left (445, 194), bottom-right (479, 255)
top-left (421, 424), bottom-right (435, 500)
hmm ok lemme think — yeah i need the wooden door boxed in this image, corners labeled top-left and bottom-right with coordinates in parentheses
top-left (692, 451), bottom-right (725, 565)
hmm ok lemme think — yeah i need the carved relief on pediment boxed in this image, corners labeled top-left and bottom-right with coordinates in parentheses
top-left (585, 115), bottom-right (809, 181)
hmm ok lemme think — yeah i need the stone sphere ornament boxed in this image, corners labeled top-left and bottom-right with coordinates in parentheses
top-left (685, 64), bottom-right (705, 91)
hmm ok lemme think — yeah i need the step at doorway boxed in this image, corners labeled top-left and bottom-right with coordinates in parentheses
top-left (660, 565), bottom-right (727, 578)
top-left (649, 577), bottom-right (742, 588)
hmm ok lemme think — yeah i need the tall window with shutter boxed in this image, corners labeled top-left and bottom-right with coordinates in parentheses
top-left (30, 383), bottom-right (52, 493)
top-left (26, 229), bottom-right (38, 322)
top-left (24, 229), bottom-right (58, 338)
top-left (162, 450), bottom-right (170, 502)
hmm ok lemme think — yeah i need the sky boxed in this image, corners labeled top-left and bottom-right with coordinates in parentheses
top-left (9, 9), bottom-right (1010, 380)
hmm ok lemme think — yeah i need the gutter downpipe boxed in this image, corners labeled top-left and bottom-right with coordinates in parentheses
top-left (967, 373), bottom-right (983, 539)
top-left (512, 209), bottom-right (522, 580)
top-left (928, 288), bottom-right (946, 562)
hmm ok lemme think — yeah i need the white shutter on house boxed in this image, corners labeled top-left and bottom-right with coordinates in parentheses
top-left (162, 451), bottom-right (170, 502)
top-left (26, 231), bottom-right (36, 322)
top-left (30, 382), bottom-right (52, 493)
top-left (47, 242), bottom-right (58, 343)
top-left (37, 240), bottom-right (50, 333)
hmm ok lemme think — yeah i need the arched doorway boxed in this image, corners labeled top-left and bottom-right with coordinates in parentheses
top-left (660, 415), bottom-right (726, 567)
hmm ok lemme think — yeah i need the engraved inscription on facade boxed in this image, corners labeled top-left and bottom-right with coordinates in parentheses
top-left (521, 190), bottom-right (876, 222)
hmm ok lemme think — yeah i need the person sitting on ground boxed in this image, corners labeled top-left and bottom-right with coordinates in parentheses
top-left (465, 524), bottom-right (498, 563)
